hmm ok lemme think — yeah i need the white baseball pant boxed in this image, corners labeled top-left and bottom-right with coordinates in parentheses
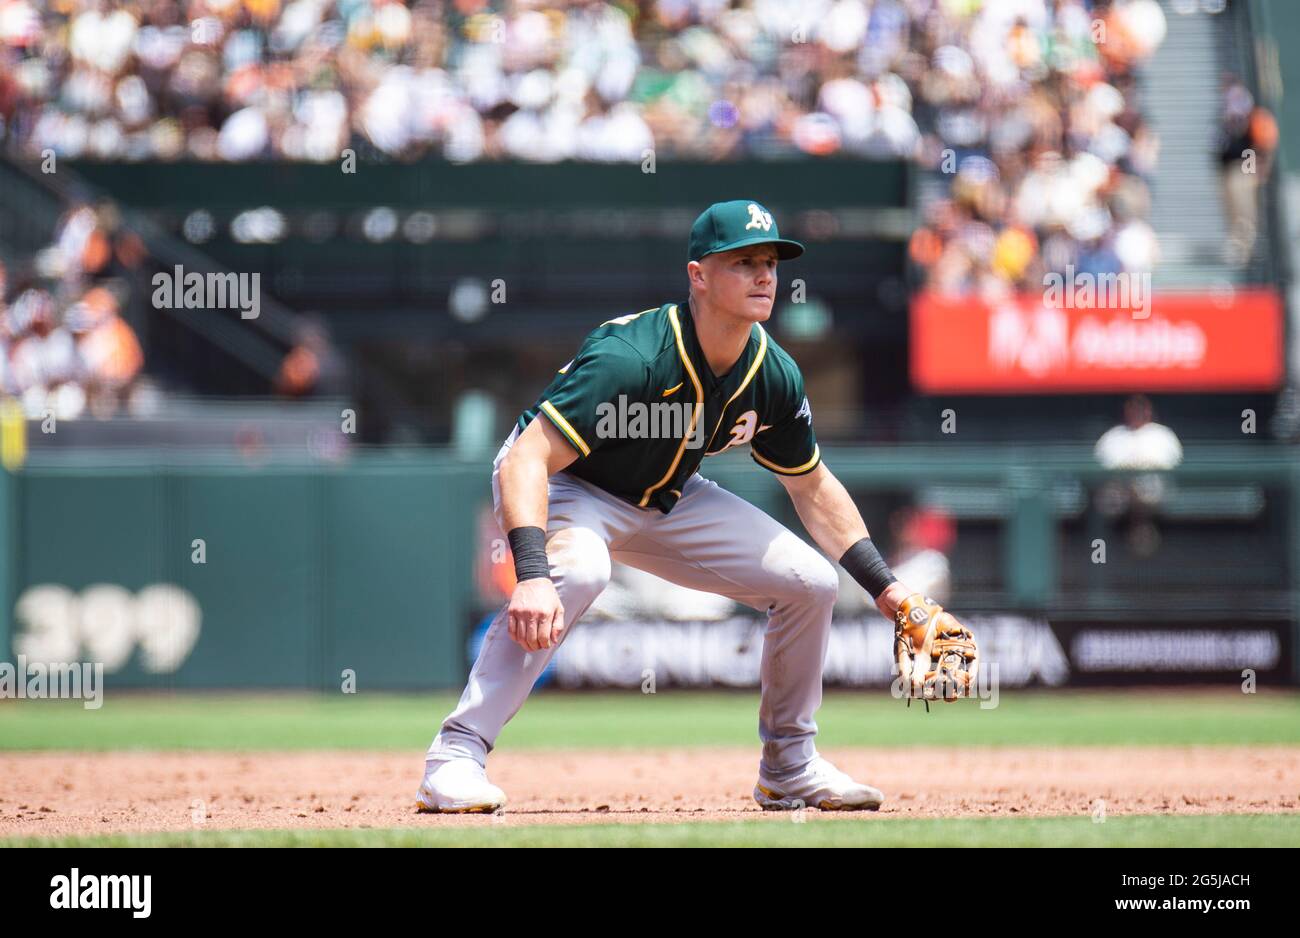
top-left (426, 422), bottom-right (840, 779)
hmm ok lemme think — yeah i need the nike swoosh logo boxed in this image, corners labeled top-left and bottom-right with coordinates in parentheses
top-left (662, 382), bottom-right (683, 397)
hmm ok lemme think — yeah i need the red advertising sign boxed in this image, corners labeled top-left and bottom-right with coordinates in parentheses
top-left (911, 288), bottom-right (1284, 393)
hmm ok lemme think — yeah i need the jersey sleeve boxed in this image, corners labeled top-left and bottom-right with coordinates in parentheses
top-left (750, 365), bottom-right (821, 476)
top-left (536, 336), bottom-right (649, 458)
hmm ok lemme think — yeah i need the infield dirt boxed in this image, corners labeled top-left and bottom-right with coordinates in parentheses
top-left (2, 746), bottom-right (1298, 836)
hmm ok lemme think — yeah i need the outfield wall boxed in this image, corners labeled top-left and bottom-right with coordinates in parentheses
top-left (2, 442), bottom-right (1297, 689)
top-left (0, 452), bottom-right (478, 690)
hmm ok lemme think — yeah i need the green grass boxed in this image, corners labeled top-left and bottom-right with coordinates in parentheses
top-left (5, 814), bottom-right (1298, 848)
top-left (1, 687), bottom-right (1298, 751)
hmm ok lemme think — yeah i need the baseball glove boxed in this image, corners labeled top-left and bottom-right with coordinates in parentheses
top-left (893, 593), bottom-right (978, 708)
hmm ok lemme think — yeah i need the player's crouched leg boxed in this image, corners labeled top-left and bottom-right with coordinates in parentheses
top-left (439, 526), bottom-right (610, 746)
top-left (761, 530), bottom-right (841, 623)
top-left (419, 525), bottom-right (612, 812)
top-left (755, 533), bottom-right (841, 782)
top-left (544, 525), bottom-right (613, 627)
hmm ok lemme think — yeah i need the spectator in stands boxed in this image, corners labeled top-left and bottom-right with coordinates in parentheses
top-left (71, 285), bottom-right (144, 417)
top-left (1094, 394), bottom-right (1182, 556)
top-left (0, 203), bottom-right (146, 420)
top-left (1095, 394), bottom-right (1182, 471)
top-left (275, 315), bottom-right (347, 398)
top-left (1217, 73), bottom-right (1278, 268)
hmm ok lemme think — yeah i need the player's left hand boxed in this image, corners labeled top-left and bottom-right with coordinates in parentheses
top-left (892, 593), bottom-right (978, 703)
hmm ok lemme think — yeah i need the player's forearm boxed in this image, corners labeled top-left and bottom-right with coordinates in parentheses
top-left (787, 469), bottom-right (869, 559)
top-left (498, 449), bottom-right (551, 533)
top-left (787, 468), bottom-right (912, 617)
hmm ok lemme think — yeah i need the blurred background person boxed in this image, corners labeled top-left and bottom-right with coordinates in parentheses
top-left (834, 504), bottom-right (954, 614)
top-left (1094, 394), bottom-right (1183, 557)
top-left (888, 506), bottom-right (956, 607)
top-left (1216, 72), bottom-right (1279, 268)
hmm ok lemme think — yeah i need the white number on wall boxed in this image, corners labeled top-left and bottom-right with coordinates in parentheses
top-left (11, 583), bottom-right (202, 673)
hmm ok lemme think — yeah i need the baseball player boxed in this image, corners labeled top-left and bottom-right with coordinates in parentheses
top-left (417, 199), bottom-right (977, 814)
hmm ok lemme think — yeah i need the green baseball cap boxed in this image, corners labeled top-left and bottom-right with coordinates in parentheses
top-left (688, 200), bottom-right (804, 263)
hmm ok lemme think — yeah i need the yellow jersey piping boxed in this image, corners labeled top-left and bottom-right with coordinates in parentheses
top-left (752, 443), bottom-right (821, 475)
top-left (639, 305), bottom-right (702, 507)
top-left (539, 400), bottom-right (591, 457)
top-left (701, 323), bottom-right (768, 454)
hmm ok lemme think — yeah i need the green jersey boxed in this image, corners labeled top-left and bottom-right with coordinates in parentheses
top-left (517, 302), bottom-right (820, 514)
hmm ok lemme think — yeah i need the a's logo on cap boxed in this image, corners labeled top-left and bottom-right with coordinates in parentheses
top-left (744, 203), bottom-right (773, 232)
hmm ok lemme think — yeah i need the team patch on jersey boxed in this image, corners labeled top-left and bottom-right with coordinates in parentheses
top-left (795, 396), bottom-right (812, 423)
top-left (705, 409), bottom-right (759, 456)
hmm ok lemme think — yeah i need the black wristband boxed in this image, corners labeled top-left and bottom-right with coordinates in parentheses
top-left (839, 536), bottom-right (898, 600)
top-left (507, 526), bottom-right (552, 582)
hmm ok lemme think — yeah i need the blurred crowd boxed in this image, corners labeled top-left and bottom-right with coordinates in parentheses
top-left (0, 0), bottom-right (655, 163)
top-left (905, 0), bottom-right (1166, 294)
top-left (0, 0), bottom-right (1160, 166)
top-left (0, 203), bottom-right (148, 418)
top-left (0, 0), bottom-right (1215, 294)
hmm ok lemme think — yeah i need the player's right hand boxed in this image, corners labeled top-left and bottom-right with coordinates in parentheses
top-left (507, 578), bottom-right (565, 653)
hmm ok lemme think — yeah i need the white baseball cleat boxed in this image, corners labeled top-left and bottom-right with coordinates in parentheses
top-left (415, 758), bottom-right (507, 814)
top-left (753, 756), bottom-right (884, 811)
